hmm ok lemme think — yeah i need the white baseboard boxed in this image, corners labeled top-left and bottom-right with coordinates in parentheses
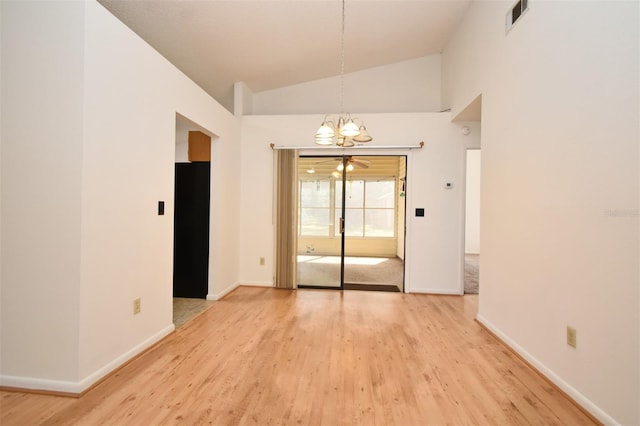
top-left (240, 281), bottom-right (273, 287)
top-left (408, 288), bottom-right (463, 295)
top-left (476, 314), bottom-right (617, 426)
top-left (0, 375), bottom-right (81, 395)
top-left (0, 324), bottom-right (175, 395)
top-left (207, 282), bottom-right (239, 300)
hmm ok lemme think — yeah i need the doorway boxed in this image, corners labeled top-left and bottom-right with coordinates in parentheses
top-left (173, 162), bottom-right (210, 298)
top-left (464, 149), bottom-right (481, 294)
top-left (297, 155), bottom-right (406, 292)
top-left (173, 117), bottom-right (212, 330)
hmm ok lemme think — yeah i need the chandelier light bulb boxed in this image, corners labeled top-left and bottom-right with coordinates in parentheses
top-left (315, 122), bottom-right (335, 138)
top-left (340, 118), bottom-right (360, 137)
top-left (315, 136), bottom-right (334, 146)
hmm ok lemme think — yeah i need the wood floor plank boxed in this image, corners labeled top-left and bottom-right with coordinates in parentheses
top-left (0, 287), bottom-right (597, 425)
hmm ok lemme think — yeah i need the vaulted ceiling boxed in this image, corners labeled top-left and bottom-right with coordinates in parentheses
top-left (98, 0), bottom-right (472, 112)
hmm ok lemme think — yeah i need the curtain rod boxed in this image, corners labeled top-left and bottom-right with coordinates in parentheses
top-left (269, 142), bottom-right (424, 151)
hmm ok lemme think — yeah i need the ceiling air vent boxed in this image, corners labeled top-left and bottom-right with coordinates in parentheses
top-left (506, 0), bottom-right (529, 33)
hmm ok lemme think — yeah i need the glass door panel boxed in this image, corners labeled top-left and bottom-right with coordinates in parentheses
top-left (342, 156), bottom-right (405, 293)
top-left (297, 156), bottom-right (344, 288)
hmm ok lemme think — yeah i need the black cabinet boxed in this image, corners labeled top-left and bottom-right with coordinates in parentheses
top-left (173, 162), bottom-right (210, 298)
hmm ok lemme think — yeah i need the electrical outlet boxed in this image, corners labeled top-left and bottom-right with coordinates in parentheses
top-left (133, 298), bottom-right (141, 315)
top-left (259, 257), bottom-right (265, 266)
top-left (566, 326), bottom-right (577, 348)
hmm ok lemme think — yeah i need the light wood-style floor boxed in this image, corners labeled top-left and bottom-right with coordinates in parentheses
top-left (1, 287), bottom-right (595, 425)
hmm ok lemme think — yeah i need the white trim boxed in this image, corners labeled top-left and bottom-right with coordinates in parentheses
top-left (476, 314), bottom-right (619, 426)
top-left (403, 153), bottom-right (413, 294)
top-left (0, 324), bottom-right (174, 394)
top-left (459, 149), bottom-right (469, 295)
top-left (240, 281), bottom-right (273, 287)
top-left (207, 282), bottom-right (240, 300)
top-left (409, 288), bottom-right (463, 295)
top-left (461, 147), bottom-right (482, 295)
top-left (0, 375), bottom-right (81, 394)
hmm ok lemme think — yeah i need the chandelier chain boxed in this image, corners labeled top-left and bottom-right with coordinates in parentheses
top-left (314, 0), bottom-right (372, 146)
top-left (340, 0), bottom-right (345, 114)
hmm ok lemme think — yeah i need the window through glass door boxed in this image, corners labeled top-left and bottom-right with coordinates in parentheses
top-left (297, 156), bottom-right (343, 288)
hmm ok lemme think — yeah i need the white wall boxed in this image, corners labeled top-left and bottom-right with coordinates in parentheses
top-left (81, 0), bottom-right (240, 381)
top-left (239, 113), bottom-right (480, 294)
top-left (175, 141), bottom-right (189, 163)
top-left (175, 119), bottom-right (189, 163)
top-left (1, 0), bottom-right (241, 393)
top-left (465, 149), bottom-right (481, 254)
top-left (234, 81), bottom-right (254, 116)
top-left (442, 1), bottom-right (639, 424)
top-left (252, 55), bottom-right (442, 115)
top-left (1, 0), bottom-right (84, 383)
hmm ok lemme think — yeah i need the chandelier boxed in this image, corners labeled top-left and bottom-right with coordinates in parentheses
top-left (315, 0), bottom-right (372, 147)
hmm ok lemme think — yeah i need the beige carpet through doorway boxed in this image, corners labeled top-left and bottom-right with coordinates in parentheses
top-left (465, 254), bottom-right (479, 294)
top-left (173, 297), bottom-right (215, 328)
top-left (297, 256), bottom-right (404, 291)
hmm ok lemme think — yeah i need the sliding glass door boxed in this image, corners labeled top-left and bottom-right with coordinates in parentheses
top-left (297, 155), bottom-right (406, 292)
